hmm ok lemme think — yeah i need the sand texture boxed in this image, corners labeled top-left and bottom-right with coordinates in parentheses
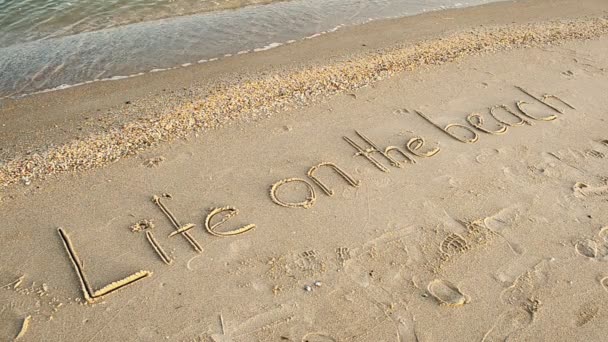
top-left (1, 0), bottom-right (608, 341)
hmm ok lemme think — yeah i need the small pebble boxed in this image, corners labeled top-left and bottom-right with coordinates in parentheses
top-left (304, 285), bottom-right (312, 292)
top-left (313, 281), bottom-right (322, 287)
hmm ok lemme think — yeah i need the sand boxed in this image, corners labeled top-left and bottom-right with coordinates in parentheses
top-left (2, 0), bottom-right (608, 341)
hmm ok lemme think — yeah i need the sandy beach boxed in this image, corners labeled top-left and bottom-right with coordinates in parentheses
top-left (2, 0), bottom-right (608, 340)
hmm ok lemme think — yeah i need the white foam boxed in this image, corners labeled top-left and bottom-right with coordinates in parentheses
top-left (5, 23), bottom-right (346, 100)
top-left (253, 42), bottom-right (283, 52)
top-left (327, 25), bottom-right (343, 33)
top-left (305, 33), bottom-right (321, 39)
top-left (2, 0), bottom-right (501, 100)
top-left (13, 71), bottom-right (153, 97)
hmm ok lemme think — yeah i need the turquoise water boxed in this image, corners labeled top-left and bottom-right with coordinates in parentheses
top-left (0, 0), bottom-right (503, 98)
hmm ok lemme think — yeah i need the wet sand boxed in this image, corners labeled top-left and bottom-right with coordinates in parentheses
top-left (2, 0), bottom-right (608, 341)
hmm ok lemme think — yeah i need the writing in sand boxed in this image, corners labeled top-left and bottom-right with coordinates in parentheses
top-left (55, 85), bottom-right (575, 303)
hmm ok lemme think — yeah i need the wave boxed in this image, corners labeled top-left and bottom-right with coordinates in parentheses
top-left (0, 0), bottom-right (503, 98)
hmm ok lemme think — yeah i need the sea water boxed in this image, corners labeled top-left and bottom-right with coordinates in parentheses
top-left (0, 0), bottom-right (503, 98)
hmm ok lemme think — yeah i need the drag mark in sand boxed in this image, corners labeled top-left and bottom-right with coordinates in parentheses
top-left (130, 219), bottom-right (174, 265)
top-left (513, 86), bottom-right (574, 121)
top-left (343, 132), bottom-right (390, 173)
top-left (167, 223), bottom-right (196, 238)
top-left (344, 131), bottom-right (414, 172)
top-left (270, 178), bottom-right (317, 209)
top-left (516, 101), bottom-right (557, 121)
top-left (270, 86), bottom-right (575, 278)
top-left (542, 94), bottom-right (576, 111)
top-left (43, 86), bottom-right (577, 305)
top-left (406, 136), bottom-right (441, 158)
top-left (415, 110), bottom-right (480, 144)
top-left (14, 315), bottom-right (31, 340)
top-left (204, 206), bottom-right (256, 237)
top-left (146, 231), bottom-right (174, 265)
top-left (467, 110), bottom-right (509, 135)
top-left (307, 162), bottom-right (361, 196)
top-left (384, 146), bottom-right (417, 168)
top-left (153, 194), bottom-right (203, 253)
top-left (489, 104), bottom-right (532, 127)
top-left (57, 228), bottom-right (152, 304)
top-left (601, 277), bottom-right (608, 292)
top-left (517, 86), bottom-right (574, 112)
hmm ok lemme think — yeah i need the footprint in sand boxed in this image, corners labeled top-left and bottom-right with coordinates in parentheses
top-left (585, 149), bottom-right (605, 159)
top-left (483, 207), bottom-right (521, 232)
top-left (575, 239), bottom-right (598, 259)
top-left (427, 279), bottom-right (469, 307)
top-left (573, 182), bottom-right (608, 198)
top-left (574, 227), bottom-right (608, 261)
top-left (485, 266), bottom-right (545, 341)
top-left (481, 308), bottom-right (533, 342)
top-left (600, 277), bottom-right (608, 292)
top-left (575, 302), bottom-right (599, 327)
top-left (599, 227), bottom-right (608, 243)
top-left (296, 250), bottom-right (326, 275)
top-left (500, 260), bottom-right (549, 310)
top-left (440, 233), bottom-right (468, 256)
top-left (335, 247), bottom-right (351, 270)
top-left (483, 206), bottom-right (526, 255)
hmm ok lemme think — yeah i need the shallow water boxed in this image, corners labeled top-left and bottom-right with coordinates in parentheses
top-left (0, 0), bottom-right (503, 98)
top-left (0, 0), bottom-right (281, 47)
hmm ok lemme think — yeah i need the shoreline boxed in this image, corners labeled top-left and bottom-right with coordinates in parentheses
top-left (0, 0), bottom-right (503, 100)
top-left (0, 0), bottom-right (289, 48)
top-left (2, 25), bottom-right (342, 101)
top-left (1, 0), bottom-right (608, 189)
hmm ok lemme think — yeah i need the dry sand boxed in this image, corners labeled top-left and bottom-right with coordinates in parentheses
top-left (2, 0), bottom-right (608, 341)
